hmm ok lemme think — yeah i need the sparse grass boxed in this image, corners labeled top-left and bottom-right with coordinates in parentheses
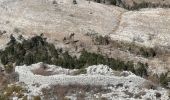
top-left (147, 74), bottom-right (159, 85)
top-left (4, 64), bottom-right (13, 73)
top-left (93, 35), bottom-right (157, 58)
top-left (33, 96), bottom-right (41, 100)
top-left (3, 84), bottom-right (26, 99)
top-left (0, 94), bottom-right (8, 100)
top-left (146, 73), bottom-right (169, 88)
top-left (73, 68), bottom-right (87, 75)
top-left (5, 85), bottom-right (22, 96)
top-left (42, 84), bottom-right (110, 100)
top-left (111, 40), bottom-right (156, 58)
top-left (142, 81), bottom-right (157, 90)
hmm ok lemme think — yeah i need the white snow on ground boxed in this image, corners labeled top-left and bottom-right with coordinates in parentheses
top-left (15, 63), bottom-right (169, 99)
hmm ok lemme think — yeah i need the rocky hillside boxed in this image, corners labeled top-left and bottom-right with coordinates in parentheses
top-left (0, 0), bottom-right (170, 99)
top-left (14, 63), bottom-right (169, 100)
top-left (0, 0), bottom-right (170, 48)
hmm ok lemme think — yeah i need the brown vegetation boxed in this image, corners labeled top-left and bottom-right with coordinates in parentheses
top-left (31, 66), bottom-right (53, 76)
top-left (42, 84), bottom-right (110, 100)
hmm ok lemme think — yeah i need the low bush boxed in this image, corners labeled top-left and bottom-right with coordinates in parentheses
top-left (93, 35), bottom-right (110, 45)
top-left (4, 64), bottom-right (13, 73)
top-left (159, 73), bottom-right (169, 87)
top-left (135, 62), bottom-right (148, 77)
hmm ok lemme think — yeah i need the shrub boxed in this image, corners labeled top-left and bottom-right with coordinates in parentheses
top-left (52, 0), bottom-right (57, 4)
top-left (73, 0), bottom-right (77, 4)
top-left (159, 73), bottom-right (169, 87)
top-left (94, 35), bottom-right (110, 45)
top-left (135, 62), bottom-right (148, 77)
top-left (4, 64), bottom-right (13, 73)
top-left (139, 47), bottom-right (156, 58)
top-left (109, 0), bottom-right (116, 5)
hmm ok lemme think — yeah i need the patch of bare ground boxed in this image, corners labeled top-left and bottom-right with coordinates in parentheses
top-left (31, 65), bottom-right (54, 76)
top-left (142, 81), bottom-right (157, 90)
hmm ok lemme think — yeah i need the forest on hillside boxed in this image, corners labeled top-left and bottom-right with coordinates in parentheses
top-left (0, 35), bottom-right (148, 77)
